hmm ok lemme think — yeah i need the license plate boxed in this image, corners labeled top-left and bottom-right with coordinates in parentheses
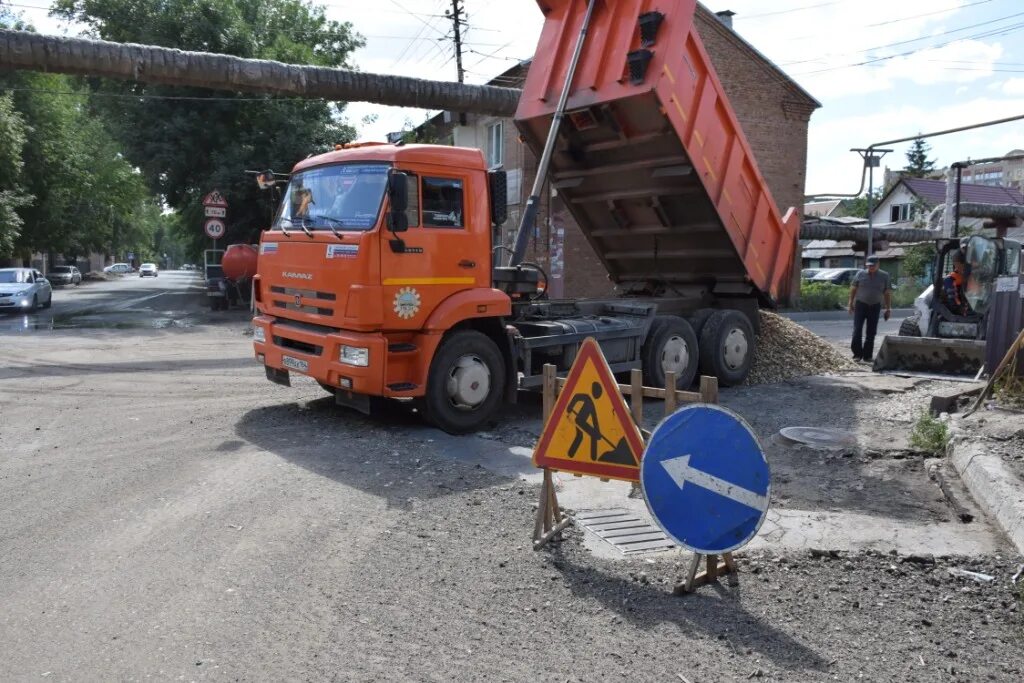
top-left (282, 355), bottom-right (309, 373)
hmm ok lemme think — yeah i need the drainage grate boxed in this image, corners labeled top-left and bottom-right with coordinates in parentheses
top-left (573, 508), bottom-right (676, 554)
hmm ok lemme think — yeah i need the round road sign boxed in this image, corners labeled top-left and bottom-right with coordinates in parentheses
top-left (640, 404), bottom-right (770, 555)
top-left (204, 218), bottom-right (226, 239)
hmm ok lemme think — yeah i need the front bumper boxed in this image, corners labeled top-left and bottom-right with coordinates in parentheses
top-left (252, 315), bottom-right (388, 396)
top-left (0, 295), bottom-right (35, 309)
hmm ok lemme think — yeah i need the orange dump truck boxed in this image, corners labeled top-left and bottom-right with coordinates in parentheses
top-left (252, 0), bottom-right (799, 433)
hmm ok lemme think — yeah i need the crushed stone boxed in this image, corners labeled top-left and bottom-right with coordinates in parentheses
top-left (747, 311), bottom-right (857, 385)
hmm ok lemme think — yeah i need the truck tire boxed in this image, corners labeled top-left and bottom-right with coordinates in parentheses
top-left (687, 308), bottom-right (717, 339)
top-left (642, 315), bottom-right (699, 390)
top-left (898, 315), bottom-right (921, 337)
top-left (698, 310), bottom-right (755, 387)
top-left (422, 330), bottom-right (506, 434)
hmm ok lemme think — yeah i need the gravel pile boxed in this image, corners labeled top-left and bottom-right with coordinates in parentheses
top-left (747, 310), bottom-right (857, 384)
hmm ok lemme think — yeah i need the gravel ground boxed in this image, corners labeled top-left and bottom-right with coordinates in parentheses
top-left (3, 321), bottom-right (1023, 680)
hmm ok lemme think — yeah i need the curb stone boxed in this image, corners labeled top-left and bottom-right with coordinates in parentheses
top-left (948, 427), bottom-right (1024, 554)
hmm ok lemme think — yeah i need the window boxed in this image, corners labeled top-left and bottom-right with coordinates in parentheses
top-left (486, 122), bottom-right (503, 168)
top-left (889, 203), bottom-right (911, 222)
top-left (422, 177), bottom-right (464, 228)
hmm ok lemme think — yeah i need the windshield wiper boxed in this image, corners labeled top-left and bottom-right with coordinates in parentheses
top-left (319, 215), bottom-right (346, 239)
top-left (295, 215), bottom-right (314, 239)
top-left (277, 217), bottom-right (293, 237)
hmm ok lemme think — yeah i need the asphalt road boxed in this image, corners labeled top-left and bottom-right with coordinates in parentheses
top-left (1, 294), bottom-right (1021, 680)
top-left (789, 311), bottom-right (904, 351)
top-left (0, 269), bottom-right (208, 334)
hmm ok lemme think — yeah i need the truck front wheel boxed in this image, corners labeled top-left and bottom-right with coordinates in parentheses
top-left (698, 310), bottom-right (755, 386)
top-left (642, 316), bottom-right (699, 390)
top-left (423, 330), bottom-right (506, 434)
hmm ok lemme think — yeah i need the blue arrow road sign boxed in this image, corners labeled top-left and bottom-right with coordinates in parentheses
top-left (640, 404), bottom-right (770, 555)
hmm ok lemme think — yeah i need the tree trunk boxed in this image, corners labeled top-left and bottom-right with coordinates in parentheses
top-left (0, 29), bottom-right (521, 117)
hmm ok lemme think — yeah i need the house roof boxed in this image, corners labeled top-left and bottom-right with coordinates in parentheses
top-left (891, 177), bottom-right (1024, 207)
top-left (804, 199), bottom-right (841, 217)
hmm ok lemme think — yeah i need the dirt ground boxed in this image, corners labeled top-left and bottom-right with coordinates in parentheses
top-left (2, 314), bottom-right (1023, 681)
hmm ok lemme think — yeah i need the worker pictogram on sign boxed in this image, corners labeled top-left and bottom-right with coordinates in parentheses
top-left (532, 338), bottom-right (644, 482)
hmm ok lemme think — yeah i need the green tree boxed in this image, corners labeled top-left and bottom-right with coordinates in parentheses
top-left (52, 0), bottom-right (364, 254)
top-left (0, 92), bottom-right (32, 254)
top-left (904, 136), bottom-right (936, 178)
top-left (837, 189), bottom-right (883, 219)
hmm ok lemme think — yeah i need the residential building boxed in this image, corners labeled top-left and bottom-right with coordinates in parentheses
top-left (408, 5), bottom-right (820, 299)
top-left (872, 177), bottom-right (1024, 231)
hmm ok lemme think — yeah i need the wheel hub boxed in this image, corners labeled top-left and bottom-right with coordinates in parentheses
top-left (661, 335), bottom-right (690, 377)
top-left (723, 328), bottom-right (749, 371)
top-left (446, 354), bottom-right (491, 410)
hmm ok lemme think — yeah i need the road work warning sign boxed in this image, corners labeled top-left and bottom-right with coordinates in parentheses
top-left (532, 338), bottom-right (644, 482)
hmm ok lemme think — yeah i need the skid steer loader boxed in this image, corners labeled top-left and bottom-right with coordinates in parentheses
top-left (874, 235), bottom-right (1022, 377)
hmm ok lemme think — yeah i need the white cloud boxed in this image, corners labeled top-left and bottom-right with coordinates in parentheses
top-left (1002, 78), bottom-right (1024, 96)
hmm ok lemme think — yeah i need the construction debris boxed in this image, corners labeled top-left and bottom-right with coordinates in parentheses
top-left (746, 311), bottom-right (857, 385)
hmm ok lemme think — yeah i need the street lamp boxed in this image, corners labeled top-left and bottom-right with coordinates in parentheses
top-left (851, 147), bottom-right (893, 263)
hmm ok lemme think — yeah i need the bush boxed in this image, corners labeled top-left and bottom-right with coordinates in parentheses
top-left (794, 281), bottom-right (848, 311)
top-left (890, 284), bottom-right (921, 308)
top-left (909, 411), bottom-right (949, 455)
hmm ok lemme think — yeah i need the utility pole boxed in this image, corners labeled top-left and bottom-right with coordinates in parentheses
top-left (851, 147), bottom-right (893, 262)
top-left (447, 0), bottom-right (466, 84)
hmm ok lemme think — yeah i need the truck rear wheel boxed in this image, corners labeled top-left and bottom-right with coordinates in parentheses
top-left (698, 310), bottom-right (755, 386)
top-left (423, 330), bottom-right (505, 434)
top-left (642, 315), bottom-right (699, 390)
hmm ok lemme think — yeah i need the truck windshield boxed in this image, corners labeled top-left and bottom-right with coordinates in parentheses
top-left (273, 163), bottom-right (389, 232)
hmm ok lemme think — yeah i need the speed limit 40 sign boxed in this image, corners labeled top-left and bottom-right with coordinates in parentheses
top-left (204, 218), bottom-right (226, 239)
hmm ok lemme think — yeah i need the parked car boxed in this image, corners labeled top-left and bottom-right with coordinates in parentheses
top-left (139, 263), bottom-right (159, 278)
top-left (809, 267), bottom-right (861, 286)
top-left (0, 268), bottom-right (53, 312)
top-left (103, 263), bottom-right (132, 274)
top-left (47, 265), bottom-right (82, 286)
top-left (801, 268), bottom-right (824, 281)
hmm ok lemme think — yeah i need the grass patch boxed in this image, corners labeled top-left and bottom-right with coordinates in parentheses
top-left (909, 410), bottom-right (949, 455)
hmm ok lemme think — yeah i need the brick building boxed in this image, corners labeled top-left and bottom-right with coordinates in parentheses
top-left (411, 6), bottom-right (819, 298)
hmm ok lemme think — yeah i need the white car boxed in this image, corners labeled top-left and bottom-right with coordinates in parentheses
top-left (0, 268), bottom-right (53, 312)
top-left (104, 263), bottom-right (132, 274)
top-left (139, 263), bottom-right (159, 278)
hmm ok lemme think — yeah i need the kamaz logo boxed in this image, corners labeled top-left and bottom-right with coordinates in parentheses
top-left (282, 271), bottom-right (313, 280)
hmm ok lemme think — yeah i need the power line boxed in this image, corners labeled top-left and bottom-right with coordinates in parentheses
top-left (742, 1), bottom-right (843, 20)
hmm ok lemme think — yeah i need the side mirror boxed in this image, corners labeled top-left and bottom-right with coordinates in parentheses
top-left (388, 172), bottom-right (409, 233)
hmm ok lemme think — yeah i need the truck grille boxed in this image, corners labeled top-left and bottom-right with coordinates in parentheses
top-left (273, 300), bottom-right (334, 316)
top-left (272, 335), bottom-right (323, 356)
top-left (269, 285), bottom-right (337, 301)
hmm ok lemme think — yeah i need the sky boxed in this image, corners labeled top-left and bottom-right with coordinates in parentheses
top-left (9, 0), bottom-right (1024, 197)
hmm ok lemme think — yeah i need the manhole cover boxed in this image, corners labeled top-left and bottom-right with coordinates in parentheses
top-left (779, 426), bottom-right (859, 449)
top-left (573, 508), bottom-right (676, 554)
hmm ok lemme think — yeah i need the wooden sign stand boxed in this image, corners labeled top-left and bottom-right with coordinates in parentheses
top-left (534, 365), bottom-right (571, 549)
top-left (676, 551), bottom-right (738, 594)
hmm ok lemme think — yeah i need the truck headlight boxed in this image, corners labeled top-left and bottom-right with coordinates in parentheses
top-left (253, 326), bottom-right (266, 343)
top-left (340, 345), bottom-right (369, 367)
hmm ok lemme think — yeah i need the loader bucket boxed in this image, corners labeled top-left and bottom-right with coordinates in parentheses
top-left (873, 336), bottom-right (986, 378)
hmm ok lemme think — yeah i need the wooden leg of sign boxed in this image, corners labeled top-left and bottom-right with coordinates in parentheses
top-left (664, 371), bottom-right (677, 415)
top-left (700, 375), bottom-right (719, 404)
top-left (674, 552), bottom-right (738, 594)
top-left (630, 368), bottom-right (644, 430)
top-left (533, 469), bottom-right (571, 550)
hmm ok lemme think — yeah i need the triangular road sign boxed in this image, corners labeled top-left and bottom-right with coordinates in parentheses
top-left (533, 338), bottom-right (644, 482)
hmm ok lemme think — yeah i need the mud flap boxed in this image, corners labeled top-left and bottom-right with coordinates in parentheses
top-left (873, 336), bottom-right (986, 378)
top-left (335, 390), bottom-right (371, 415)
top-left (265, 366), bottom-right (290, 386)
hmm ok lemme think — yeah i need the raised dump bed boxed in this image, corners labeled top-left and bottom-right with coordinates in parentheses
top-left (515, 0), bottom-right (799, 303)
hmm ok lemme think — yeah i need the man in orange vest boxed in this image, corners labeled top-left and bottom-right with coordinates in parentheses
top-left (942, 251), bottom-right (970, 316)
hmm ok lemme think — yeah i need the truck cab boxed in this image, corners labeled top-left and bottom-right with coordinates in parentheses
top-left (252, 143), bottom-right (514, 432)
